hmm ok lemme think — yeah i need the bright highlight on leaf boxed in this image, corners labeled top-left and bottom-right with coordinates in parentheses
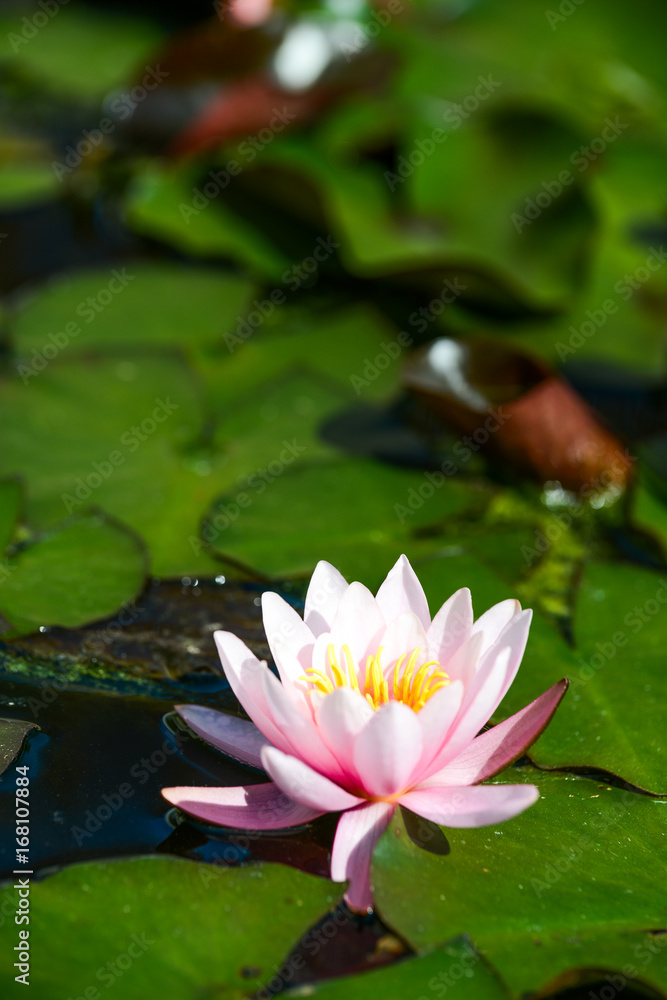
top-left (162, 554), bottom-right (568, 911)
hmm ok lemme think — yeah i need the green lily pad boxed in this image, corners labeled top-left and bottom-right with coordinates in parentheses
top-left (0, 354), bottom-right (221, 578)
top-left (0, 856), bottom-right (339, 1000)
top-left (372, 771), bottom-right (667, 999)
top-left (0, 6), bottom-right (163, 100)
top-left (0, 718), bottom-right (38, 775)
top-left (0, 478), bottom-right (22, 555)
top-left (126, 162), bottom-right (292, 280)
top-left (0, 513), bottom-right (146, 634)
top-left (285, 937), bottom-right (507, 1000)
top-left (207, 457), bottom-right (486, 587)
top-left (11, 263), bottom-right (255, 358)
top-left (0, 163), bottom-right (59, 210)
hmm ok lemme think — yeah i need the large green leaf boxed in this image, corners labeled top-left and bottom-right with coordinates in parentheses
top-left (0, 6), bottom-right (163, 100)
top-left (0, 856), bottom-right (339, 999)
top-left (207, 457), bottom-right (486, 586)
top-left (0, 354), bottom-right (222, 578)
top-left (11, 263), bottom-right (255, 357)
top-left (372, 771), bottom-right (667, 999)
top-left (285, 938), bottom-right (507, 1000)
top-left (126, 162), bottom-right (292, 280)
top-left (0, 514), bottom-right (146, 634)
top-left (0, 478), bottom-right (21, 555)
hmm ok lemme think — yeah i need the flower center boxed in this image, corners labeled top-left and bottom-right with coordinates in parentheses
top-left (301, 644), bottom-right (449, 712)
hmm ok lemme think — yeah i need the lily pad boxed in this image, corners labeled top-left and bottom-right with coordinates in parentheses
top-left (0, 478), bottom-right (21, 555)
top-left (0, 6), bottom-right (164, 100)
top-left (0, 718), bottom-right (37, 775)
top-left (285, 937), bottom-right (507, 1000)
top-left (0, 354), bottom-right (221, 577)
top-left (126, 162), bottom-right (292, 279)
top-left (207, 457), bottom-right (486, 585)
top-left (372, 771), bottom-right (667, 999)
top-left (0, 856), bottom-right (339, 999)
top-left (0, 513), bottom-right (147, 635)
top-left (11, 263), bottom-right (255, 358)
top-left (0, 163), bottom-right (59, 211)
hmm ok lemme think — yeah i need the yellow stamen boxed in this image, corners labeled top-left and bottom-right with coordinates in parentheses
top-left (400, 647), bottom-right (421, 702)
top-left (343, 644), bottom-right (360, 692)
top-left (302, 642), bottom-right (449, 713)
top-left (392, 653), bottom-right (406, 700)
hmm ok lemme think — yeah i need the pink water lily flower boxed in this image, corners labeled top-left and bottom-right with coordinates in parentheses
top-left (163, 555), bottom-right (567, 910)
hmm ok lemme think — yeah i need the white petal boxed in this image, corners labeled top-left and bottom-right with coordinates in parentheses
top-left (330, 582), bottom-right (385, 664)
top-left (304, 561), bottom-right (348, 635)
top-left (213, 631), bottom-right (292, 754)
top-left (261, 590), bottom-right (315, 688)
top-left (316, 687), bottom-right (374, 784)
top-left (353, 701), bottom-right (423, 798)
top-left (471, 598), bottom-right (521, 656)
top-left (375, 554), bottom-right (430, 629)
top-left (427, 587), bottom-right (473, 663)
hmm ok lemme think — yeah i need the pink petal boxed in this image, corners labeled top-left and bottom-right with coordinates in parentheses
top-left (379, 611), bottom-right (429, 682)
top-left (399, 783), bottom-right (539, 827)
top-left (161, 782), bottom-right (322, 829)
top-left (439, 630), bottom-right (484, 688)
top-left (477, 609), bottom-right (533, 705)
top-left (471, 598), bottom-right (521, 656)
top-left (426, 587), bottom-right (473, 664)
top-left (261, 746), bottom-right (363, 812)
top-left (411, 679), bottom-right (464, 780)
top-left (213, 631), bottom-right (292, 754)
top-left (330, 801), bottom-right (395, 911)
top-left (304, 561), bottom-right (348, 636)
top-left (316, 687), bottom-right (374, 785)
top-left (330, 582), bottom-right (385, 664)
top-left (421, 647), bottom-right (510, 779)
top-left (261, 591), bottom-right (315, 688)
top-left (258, 667), bottom-right (344, 780)
top-left (421, 679), bottom-right (569, 787)
top-left (175, 705), bottom-right (267, 769)
top-left (375, 554), bottom-right (431, 629)
top-left (353, 701), bottom-right (423, 798)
